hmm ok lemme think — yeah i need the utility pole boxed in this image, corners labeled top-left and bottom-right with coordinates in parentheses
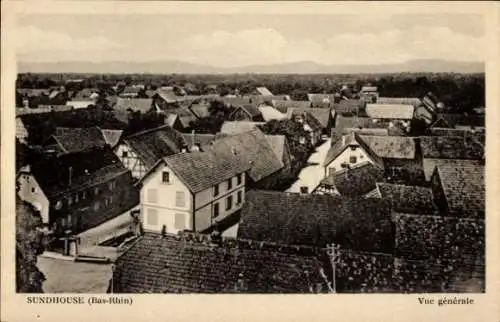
top-left (327, 243), bottom-right (341, 293)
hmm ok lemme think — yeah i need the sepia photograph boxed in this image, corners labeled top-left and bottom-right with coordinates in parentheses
top-left (8, 1), bottom-right (491, 300)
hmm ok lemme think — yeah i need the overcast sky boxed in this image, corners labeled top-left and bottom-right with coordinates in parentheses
top-left (16, 13), bottom-right (485, 67)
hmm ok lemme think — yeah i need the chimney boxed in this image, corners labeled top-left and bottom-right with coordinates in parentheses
top-left (68, 167), bottom-right (73, 186)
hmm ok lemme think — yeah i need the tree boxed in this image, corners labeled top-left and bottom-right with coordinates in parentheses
top-left (16, 198), bottom-right (46, 293)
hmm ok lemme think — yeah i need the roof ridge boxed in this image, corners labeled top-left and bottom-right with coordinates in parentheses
top-left (125, 125), bottom-right (172, 139)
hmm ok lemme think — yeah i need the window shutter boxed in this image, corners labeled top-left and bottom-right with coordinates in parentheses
top-left (175, 213), bottom-right (185, 230)
top-left (175, 191), bottom-right (185, 207)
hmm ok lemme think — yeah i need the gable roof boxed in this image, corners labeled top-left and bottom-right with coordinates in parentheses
top-left (208, 129), bottom-right (283, 183)
top-left (288, 108), bottom-right (332, 129)
top-left (238, 190), bottom-right (394, 252)
top-left (359, 135), bottom-right (416, 159)
top-left (330, 100), bottom-right (366, 115)
top-left (51, 127), bottom-right (107, 154)
top-left (418, 136), bottom-right (484, 160)
top-left (220, 121), bottom-right (265, 135)
top-left (376, 97), bottom-right (422, 106)
top-left (323, 132), bottom-right (384, 168)
top-left (365, 104), bottom-right (414, 120)
top-left (303, 112), bottom-right (323, 132)
top-left (318, 161), bottom-right (385, 197)
top-left (181, 133), bottom-right (217, 148)
top-left (272, 100), bottom-right (311, 112)
top-left (341, 127), bottom-right (389, 136)
top-left (258, 105), bottom-right (288, 122)
top-left (376, 183), bottom-right (437, 215)
top-left (112, 232), bottom-right (328, 293)
top-left (100, 129), bottom-right (123, 148)
top-left (114, 98), bottom-right (154, 114)
top-left (22, 146), bottom-right (128, 200)
top-left (161, 150), bottom-right (251, 193)
top-left (123, 125), bottom-right (187, 169)
top-left (307, 93), bottom-right (336, 103)
top-left (263, 134), bottom-right (287, 163)
top-left (73, 88), bottom-right (99, 100)
top-left (436, 162), bottom-right (485, 218)
top-left (165, 114), bottom-right (179, 127)
top-left (255, 87), bottom-right (274, 96)
top-left (334, 115), bottom-right (373, 131)
top-left (189, 102), bottom-right (211, 119)
top-left (422, 158), bottom-right (483, 182)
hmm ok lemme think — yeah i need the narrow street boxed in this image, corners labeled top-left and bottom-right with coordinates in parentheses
top-left (286, 138), bottom-right (332, 193)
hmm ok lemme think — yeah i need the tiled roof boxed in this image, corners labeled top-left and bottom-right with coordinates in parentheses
top-left (422, 158), bottom-right (483, 182)
top-left (436, 162), bottom-right (485, 218)
top-left (365, 104), bottom-right (414, 120)
top-left (361, 86), bottom-right (378, 92)
top-left (208, 129), bottom-right (283, 183)
top-left (376, 183), bottom-right (437, 215)
top-left (162, 150), bottom-right (251, 193)
top-left (114, 98), bottom-right (154, 114)
top-left (303, 112), bottom-right (323, 132)
top-left (189, 102), bottom-right (211, 119)
top-left (393, 213), bottom-right (484, 262)
top-left (255, 87), bottom-right (274, 96)
top-left (318, 161), bottom-right (385, 197)
top-left (428, 128), bottom-right (485, 144)
top-left (341, 128), bottom-right (389, 136)
top-left (258, 106), bottom-right (288, 122)
top-left (263, 135), bottom-right (287, 163)
top-left (238, 190), bottom-right (394, 252)
top-left (307, 93), bottom-right (336, 103)
top-left (418, 136), bottom-right (484, 160)
top-left (112, 232), bottom-right (328, 293)
top-left (100, 129), bottom-right (123, 148)
top-left (156, 90), bottom-right (183, 104)
top-left (23, 146), bottom-right (128, 200)
top-left (220, 121), bottom-right (265, 135)
top-left (334, 115), bottom-right (373, 130)
top-left (181, 133), bottom-right (217, 148)
top-left (165, 114), bottom-right (179, 127)
top-left (288, 108), bottom-right (332, 129)
top-left (240, 104), bottom-right (263, 118)
top-left (17, 88), bottom-right (50, 97)
top-left (166, 107), bottom-right (198, 128)
top-left (272, 100), bottom-right (312, 113)
top-left (52, 127), bottom-right (107, 153)
top-left (124, 125), bottom-right (187, 169)
top-left (376, 97), bottom-right (422, 106)
top-left (359, 135), bottom-right (416, 159)
top-left (73, 88), bottom-right (99, 100)
top-left (331, 100), bottom-right (366, 115)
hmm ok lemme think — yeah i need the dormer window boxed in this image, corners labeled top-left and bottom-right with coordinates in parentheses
top-left (122, 151), bottom-right (128, 158)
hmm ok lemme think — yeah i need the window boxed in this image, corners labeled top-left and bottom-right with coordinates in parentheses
top-left (31, 187), bottom-right (36, 193)
top-left (174, 213), bottom-right (185, 230)
top-left (67, 196), bottom-right (73, 207)
top-left (94, 187), bottom-right (100, 196)
top-left (214, 184), bottom-right (219, 197)
top-left (226, 195), bottom-right (233, 211)
top-left (349, 156), bottom-right (357, 164)
top-left (237, 174), bottom-right (242, 185)
top-left (162, 171), bottom-right (170, 184)
top-left (328, 167), bottom-right (336, 176)
top-left (147, 189), bottom-right (158, 203)
top-left (122, 151), bottom-right (128, 158)
top-left (237, 191), bottom-right (242, 204)
top-left (93, 201), bottom-right (100, 212)
top-left (108, 181), bottom-right (115, 191)
top-left (175, 191), bottom-right (186, 207)
top-left (147, 208), bottom-right (158, 226)
top-left (350, 146), bottom-right (357, 151)
top-left (227, 178), bottom-right (233, 190)
top-left (109, 196), bottom-right (113, 204)
top-left (82, 191), bottom-right (86, 200)
top-left (55, 200), bottom-right (63, 210)
top-left (213, 203), bottom-right (219, 218)
top-left (74, 194), bottom-right (79, 203)
top-left (67, 215), bottom-right (72, 226)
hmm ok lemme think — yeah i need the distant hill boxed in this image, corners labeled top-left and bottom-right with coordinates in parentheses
top-left (18, 59), bottom-right (484, 74)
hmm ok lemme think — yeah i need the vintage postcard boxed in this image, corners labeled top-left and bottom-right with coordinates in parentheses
top-left (1, 1), bottom-right (499, 321)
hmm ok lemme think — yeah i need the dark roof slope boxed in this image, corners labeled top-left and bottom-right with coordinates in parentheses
top-left (238, 190), bottom-right (394, 252)
top-left (181, 133), bottom-right (217, 148)
top-left (419, 136), bottom-right (484, 160)
top-left (52, 127), bottom-right (107, 153)
top-left (422, 158), bottom-right (483, 182)
top-left (112, 232), bottom-right (328, 293)
top-left (163, 150), bottom-right (251, 193)
top-left (331, 100), bottom-right (366, 115)
top-left (436, 162), bottom-right (485, 218)
top-left (24, 146), bottom-right (128, 200)
top-left (124, 125), bottom-right (187, 169)
top-left (376, 183), bottom-right (437, 214)
top-left (360, 135), bottom-right (416, 159)
top-left (288, 108), bottom-right (332, 129)
top-left (208, 129), bottom-right (283, 183)
top-left (318, 162), bottom-right (385, 197)
top-left (303, 112), bottom-right (323, 132)
top-left (435, 113), bottom-right (485, 128)
top-left (115, 98), bottom-right (154, 113)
